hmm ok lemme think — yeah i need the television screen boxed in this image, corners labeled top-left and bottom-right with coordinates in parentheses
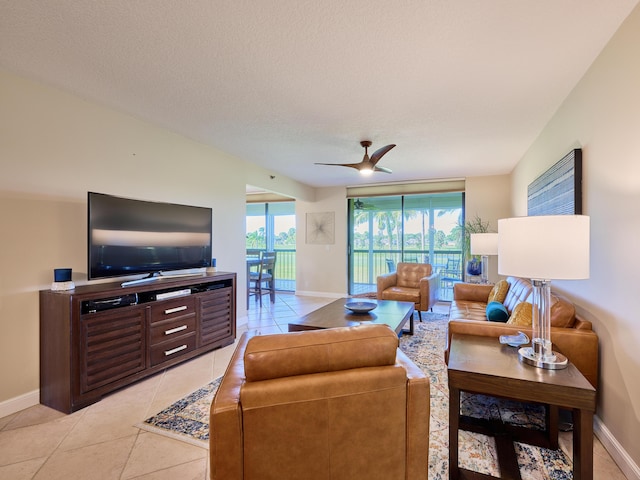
top-left (88, 192), bottom-right (212, 280)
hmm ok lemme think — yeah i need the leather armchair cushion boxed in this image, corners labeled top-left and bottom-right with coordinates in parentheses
top-left (244, 324), bottom-right (398, 382)
top-left (380, 286), bottom-right (420, 304)
top-left (396, 263), bottom-right (432, 288)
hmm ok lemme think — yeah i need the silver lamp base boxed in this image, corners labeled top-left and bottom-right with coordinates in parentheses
top-left (518, 346), bottom-right (568, 370)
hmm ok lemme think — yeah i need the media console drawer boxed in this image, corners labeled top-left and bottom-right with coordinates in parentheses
top-left (150, 296), bottom-right (195, 323)
top-left (149, 315), bottom-right (197, 345)
top-left (150, 332), bottom-right (197, 366)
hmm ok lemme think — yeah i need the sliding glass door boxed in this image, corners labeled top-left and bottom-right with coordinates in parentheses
top-left (348, 192), bottom-right (463, 299)
top-left (246, 201), bottom-right (296, 291)
top-left (349, 196), bottom-right (402, 294)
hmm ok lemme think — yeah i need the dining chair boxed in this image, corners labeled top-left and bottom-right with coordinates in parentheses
top-left (439, 258), bottom-right (461, 299)
top-left (248, 251), bottom-right (277, 307)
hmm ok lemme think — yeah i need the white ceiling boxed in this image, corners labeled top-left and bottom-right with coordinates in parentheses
top-left (1, 1), bottom-right (638, 188)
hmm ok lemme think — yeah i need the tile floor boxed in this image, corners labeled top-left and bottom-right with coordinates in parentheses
top-left (0, 294), bottom-right (628, 479)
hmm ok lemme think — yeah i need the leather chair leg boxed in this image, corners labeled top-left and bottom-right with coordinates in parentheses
top-left (417, 310), bottom-right (422, 322)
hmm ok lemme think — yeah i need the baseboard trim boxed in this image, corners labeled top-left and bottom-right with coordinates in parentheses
top-left (0, 389), bottom-right (39, 419)
top-left (294, 290), bottom-right (345, 298)
top-left (595, 415), bottom-right (640, 480)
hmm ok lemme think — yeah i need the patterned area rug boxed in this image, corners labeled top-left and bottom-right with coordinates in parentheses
top-left (139, 312), bottom-right (573, 479)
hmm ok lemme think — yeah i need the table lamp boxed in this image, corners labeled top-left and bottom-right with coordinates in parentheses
top-left (498, 215), bottom-right (589, 369)
top-left (470, 233), bottom-right (498, 283)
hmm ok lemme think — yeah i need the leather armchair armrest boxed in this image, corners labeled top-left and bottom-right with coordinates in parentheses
top-left (453, 282), bottom-right (493, 302)
top-left (396, 349), bottom-right (430, 479)
top-left (210, 332), bottom-right (255, 479)
top-left (418, 272), bottom-right (440, 310)
top-left (377, 272), bottom-right (398, 296)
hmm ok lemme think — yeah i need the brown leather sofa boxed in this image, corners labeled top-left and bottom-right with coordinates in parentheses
top-left (445, 276), bottom-right (598, 387)
top-left (377, 262), bottom-right (439, 321)
top-left (210, 324), bottom-right (430, 480)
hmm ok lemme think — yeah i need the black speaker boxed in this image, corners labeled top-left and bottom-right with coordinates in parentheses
top-left (52, 268), bottom-right (75, 291)
top-left (207, 258), bottom-right (217, 273)
top-left (54, 268), bottom-right (72, 282)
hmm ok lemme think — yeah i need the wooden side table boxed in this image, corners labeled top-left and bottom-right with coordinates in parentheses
top-left (447, 333), bottom-right (596, 480)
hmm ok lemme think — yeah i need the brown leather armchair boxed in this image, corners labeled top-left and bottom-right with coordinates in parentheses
top-left (377, 262), bottom-right (439, 321)
top-left (210, 324), bottom-right (430, 480)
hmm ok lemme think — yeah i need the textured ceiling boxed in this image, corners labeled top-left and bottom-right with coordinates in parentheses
top-left (1, 1), bottom-right (638, 188)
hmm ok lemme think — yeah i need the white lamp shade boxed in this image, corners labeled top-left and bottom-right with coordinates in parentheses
top-left (470, 233), bottom-right (499, 255)
top-left (498, 215), bottom-right (590, 280)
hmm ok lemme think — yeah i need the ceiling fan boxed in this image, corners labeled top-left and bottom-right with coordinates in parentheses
top-left (315, 140), bottom-right (396, 175)
top-left (353, 198), bottom-right (374, 210)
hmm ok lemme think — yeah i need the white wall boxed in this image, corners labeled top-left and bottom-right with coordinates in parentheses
top-left (465, 175), bottom-right (511, 283)
top-left (511, 4), bottom-right (640, 476)
top-left (0, 71), bottom-right (310, 412)
top-left (295, 187), bottom-right (348, 296)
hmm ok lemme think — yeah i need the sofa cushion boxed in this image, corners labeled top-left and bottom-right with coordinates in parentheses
top-left (550, 294), bottom-right (577, 328)
top-left (487, 280), bottom-right (509, 304)
top-left (449, 300), bottom-right (488, 321)
top-left (503, 277), bottom-right (534, 313)
top-left (507, 302), bottom-right (533, 326)
top-left (486, 301), bottom-right (509, 322)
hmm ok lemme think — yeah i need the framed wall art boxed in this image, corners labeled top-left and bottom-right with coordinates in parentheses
top-left (306, 212), bottom-right (335, 245)
top-left (527, 148), bottom-right (582, 216)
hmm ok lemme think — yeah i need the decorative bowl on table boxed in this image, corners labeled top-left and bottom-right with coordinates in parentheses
top-left (344, 301), bottom-right (377, 314)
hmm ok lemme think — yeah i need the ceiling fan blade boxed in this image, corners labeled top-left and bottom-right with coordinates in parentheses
top-left (374, 165), bottom-right (393, 173)
top-left (369, 144), bottom-right (396, 166)
top-left (314, 162), bottom-right (361, 170)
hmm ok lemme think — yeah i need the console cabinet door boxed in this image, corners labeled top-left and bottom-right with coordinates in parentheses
top-left (80, 307), bottom-right (147, 393)
top-left (199, 287), bottom-right (233, 346)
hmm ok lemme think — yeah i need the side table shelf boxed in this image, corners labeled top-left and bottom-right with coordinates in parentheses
top-left (40, 271), bottom-right (236, 413)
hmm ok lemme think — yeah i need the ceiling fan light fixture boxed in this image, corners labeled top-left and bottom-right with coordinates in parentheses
top-left (359, 163), bottom-right (374, 175)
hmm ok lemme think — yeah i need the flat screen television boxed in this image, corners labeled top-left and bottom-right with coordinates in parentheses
top-left (88, 192), bottom-right (212, 282)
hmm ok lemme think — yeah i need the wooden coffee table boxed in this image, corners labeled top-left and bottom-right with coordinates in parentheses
top-left (288, 297), bottom-right (415, 335)
top-left (447, 333), bottom-right (596, 480)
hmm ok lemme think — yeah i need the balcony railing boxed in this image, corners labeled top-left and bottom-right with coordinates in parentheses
top-left (248, 248), bottom-right (464, 300)
top-left (248, 248), bottom-right (296, 291)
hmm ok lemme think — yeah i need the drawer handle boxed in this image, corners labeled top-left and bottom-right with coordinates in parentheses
top-left (164, 306), bottom-right (188, 315)
top-left (165, 325), bottom-right (188, 335)
top-left (164, 345), bottom-right (187, 356)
